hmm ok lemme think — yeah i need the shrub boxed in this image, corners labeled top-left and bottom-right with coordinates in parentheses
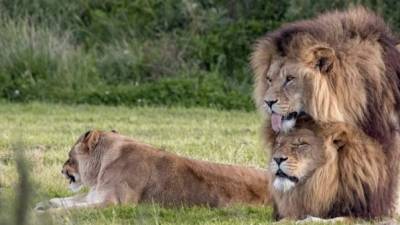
top-left (0, 0), bottom-right (398, 110)
top-left (77, 74), bottom-right (254, 110)
top-left (0, 19), bottom-right (99, 102)
top-left (95, 36), bottom-right (197, 85)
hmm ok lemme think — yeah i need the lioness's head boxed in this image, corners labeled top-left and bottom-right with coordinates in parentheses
top-left (62, 153), bottom-right (81, 192)
top-left (62, 129), bottom-right (118, 192)
top-left (270, 122), bottom-right (345, 192)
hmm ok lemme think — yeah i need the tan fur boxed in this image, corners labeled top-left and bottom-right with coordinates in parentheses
top-left (251, 7), bottom-right (400, 216)
top-left (36, 130), bottom-right (271, 210)
top-left (269, 121), bottom-right (390, 220)
top-left (251, 7), bottom-right (399, 131)
top-left (251, 7), bottom-right (400, 141)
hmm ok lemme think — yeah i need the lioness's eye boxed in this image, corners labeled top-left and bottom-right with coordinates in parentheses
top-left (266, 76), bottom-right (272, 83)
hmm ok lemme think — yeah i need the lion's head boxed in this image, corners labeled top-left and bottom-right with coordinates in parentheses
top-left (269, 125), bottom-right (326, 193)
top-left (269, 121), bottom-right (391, 219)
top-left (61, 130), bottom-right (118, 192)
top-left (256, 58), bottom-right (313, 134)
top-left (251, 7), bottom-right (400, 143)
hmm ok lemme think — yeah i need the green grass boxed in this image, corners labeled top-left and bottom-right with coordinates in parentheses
top-left (0, 102), bottom-right (384, 224)
top-left (0, 102), bottom-right (271, 225)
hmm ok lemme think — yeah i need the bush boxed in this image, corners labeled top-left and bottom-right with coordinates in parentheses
top-left (0, 19), bottom-right (99, 102)
top-left (0, 0), bottom-right (398, 110)
top-left (95, 36), bottom-right (197, 85)
top-left (76, 74), bottom-right (253, 110)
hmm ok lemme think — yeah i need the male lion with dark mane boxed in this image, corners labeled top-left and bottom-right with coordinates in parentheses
top-left (36, 130), bottom-right (270, 210)
top-left (251, 7), bottom-right (400, 216)
top-left (269, 119), bottom-right (390, 221)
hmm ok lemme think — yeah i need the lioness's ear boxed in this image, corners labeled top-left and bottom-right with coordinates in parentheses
top-left (82, 130), bottom-right (100, 152)
top-left (308, 46), bottom-right (336, 73)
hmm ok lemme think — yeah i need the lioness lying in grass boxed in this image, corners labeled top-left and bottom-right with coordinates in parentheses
top-left (36, 130), bottom-right (270, 211)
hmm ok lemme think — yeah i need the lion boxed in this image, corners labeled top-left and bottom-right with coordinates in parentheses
top-left (251, 7), bottom-right (400, 215)
top-left (269, 119), bottom-right (391, 221)
top-left (35, 130), bottom-right (271, 210)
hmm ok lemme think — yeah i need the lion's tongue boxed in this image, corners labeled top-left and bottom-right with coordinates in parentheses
top-left (271, 114), bottom-right (283, 132)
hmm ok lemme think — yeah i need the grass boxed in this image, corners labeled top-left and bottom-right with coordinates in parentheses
top-left (0, 102), bottom-right (383, 225)
top-left (0, 101), bottom-right (271, 225)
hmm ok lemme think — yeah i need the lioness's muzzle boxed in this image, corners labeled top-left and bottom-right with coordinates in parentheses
top-left (65, 171), bottom-right (76, 183)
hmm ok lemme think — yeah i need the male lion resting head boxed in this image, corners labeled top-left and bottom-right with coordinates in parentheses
top-left (269, 121), bottom-right (393, 221)
top-left (36, 130), bottom-right (270, 210)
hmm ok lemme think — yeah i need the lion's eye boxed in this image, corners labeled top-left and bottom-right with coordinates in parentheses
top-left (293, 141), bottom-right (309, 149)
top-left (266, 76), bottom-right (272, 83)
top-left (286, 75), bottom-right (295, 83)
top-left (298, 143), bottom-right (309, 148)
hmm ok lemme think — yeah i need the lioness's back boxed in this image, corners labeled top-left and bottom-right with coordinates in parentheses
top-left (103, 135), bottom-right (270, 207)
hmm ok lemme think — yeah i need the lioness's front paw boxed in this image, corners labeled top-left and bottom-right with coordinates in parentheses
top-left (34, 198), bottom-right (65, 212)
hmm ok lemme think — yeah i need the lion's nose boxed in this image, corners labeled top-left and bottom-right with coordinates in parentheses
top-left (265, 100), bottom-right (278, 108)
top-left (274, 157), bottom-right (288, 165)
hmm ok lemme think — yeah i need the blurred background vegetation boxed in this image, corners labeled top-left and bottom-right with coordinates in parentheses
top-left (0, 0), bottom-right (399, 110)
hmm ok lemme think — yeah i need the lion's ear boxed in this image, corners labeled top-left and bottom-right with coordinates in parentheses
top-left (82, 130), bottom-right (100, 152)
top-left (308, 46), bottom-right (336, 73)
top-left (331, 130), bottom-right (348, 150)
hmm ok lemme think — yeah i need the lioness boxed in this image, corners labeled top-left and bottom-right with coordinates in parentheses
top-left (269, 120), bottom-right (391, 222)
top-left (36, 130), bottom-right (270, 210)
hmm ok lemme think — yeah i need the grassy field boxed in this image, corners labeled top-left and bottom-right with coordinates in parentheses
top-left (0, 102), bottom-right (274, 225)
top-left (0, 102), bottom-right (383, 225)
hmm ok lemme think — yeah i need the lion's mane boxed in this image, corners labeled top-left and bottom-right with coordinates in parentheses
top-left (252, 7), bottom-right (400, 215)
top-left (272, 122), bottom-right (390, 219)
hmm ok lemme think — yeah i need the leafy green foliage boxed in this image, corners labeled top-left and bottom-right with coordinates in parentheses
top-left (0, 0), bottom-right (398, 110)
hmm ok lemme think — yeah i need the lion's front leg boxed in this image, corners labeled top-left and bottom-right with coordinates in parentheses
top-left (48, 193), bottom-right (87, 208)
top-left (35, 193), bottom-right (87, 211)
top-left (52, 188), bottom-right (113, 210)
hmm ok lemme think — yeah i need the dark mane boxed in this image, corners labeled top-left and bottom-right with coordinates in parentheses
top-left (270, 7), bottom-right (398, 58)
top-left (266, 6), bottom-right (400, 145)
top-left (256, 6), bottom-right (400, 219)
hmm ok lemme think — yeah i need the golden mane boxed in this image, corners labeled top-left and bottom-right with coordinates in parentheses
top-left (251, 6), bottom-right (400, 214)
top-left (252, 6), bottom-right (400, 143)
top-left (271, 121), bottom-right (391, 219)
